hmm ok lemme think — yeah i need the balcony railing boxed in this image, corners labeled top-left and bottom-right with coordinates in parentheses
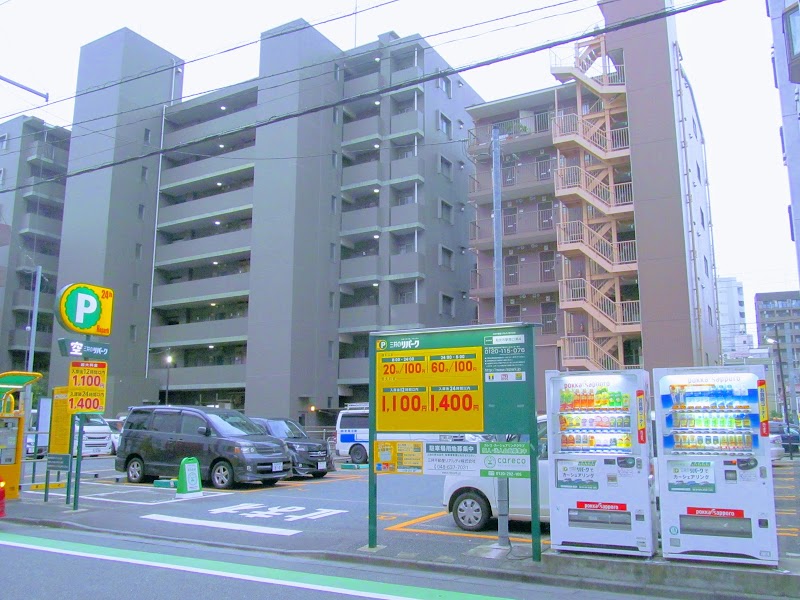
top-left (468, 113), bottom-right (553, 150)
top-left (551, 114), bottom-right (630, 155)
top-left (471, 261), bottom-right (557, 292)
top-left (561, 335), bottom-right (621, 371)
top-left (470, 159), bottom-right (557, 194)
top-left (470, 208), bottom-right (555, 242)
top-left (550, 40), bottom-right (626, 87)
top-left (559, 277), bottom-right (640, 328)
top-left (554, 166), bottom-right (633, 211)
top-left (557, 221), bottom-right (637, 267)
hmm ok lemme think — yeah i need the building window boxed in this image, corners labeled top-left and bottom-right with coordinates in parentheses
top-left (135, 243), bottom-right (143, 260)
top-left (439, 198), bottom-right (453, 223)
top-left (707, 305), bottom-right (713, 326)
top-left (331, 195), bottom-right (337, 213)
top-left (332, 151), bottom-right (337, 168)
top-left (330, 243), bottom-right (336, 261)
top-left (144, 128), bottom-right (152, 144)
top-left (692, 118), bottom-right (697, 139)
top-left (140, 166), bottom-right (149, 182)
top-left (328, 340), bottom-right (334, 359)
top-left (0, 134), bottom-right (7, 150)
top-left (439, 156), bottom-right (453, 180)
top-left (129, 324), bottom-right (137, 342)
top-left (700, 207), bottom-right (705, 228)
top-left (132, 283), bottom-right (140, 298)
top-left (0, 168), bottom-right (4, 185)
top-left (334, 64), bottom-right (340, 81)
top-left (440, 293), bottom-right (454, 317)
top-left (333, 108), bottom-right (338, 124)
top-left (440, 76), bottom-right (452, 98)
top-left (329, 292), bottom-right (335, 310)
top-left (704, 256), bottom-right (709, 277)
top-left (440, 246), bottom-right (454, 270)
top-left (439, 113), bottom-right (452, 139)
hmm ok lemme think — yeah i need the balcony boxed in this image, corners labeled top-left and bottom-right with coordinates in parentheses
top-left (390, 302), bottom-right (422, 326)
top-left (470, 262), bottom-right (559, 298)
top-left (341, 206), bottom-right (379, 233)
top-left (344, 72), bottom-right (383, 98)
top-left (560, 335), bottom-right (622, 371)
top-left (339, 305), bottom-right (379, 331)
top-left (340, 255), bottom-right (379, 280)
top-left (165, 106), bottom-right (258, 148)
top-left (7, 329), bottom-right (52, 353)
top-left (557, 221), bottom-right (637, 273)
top-left (338, 357), bottom-right (369, 382)
top-left (470, 209), bottom-right (556, 250)
top-left (389, 156), bottom-right (424, 182)
top-left (559, 278), bottom-right (640, 333)
top-left (27, 142), bottom-right (68, 172)
top-left (342, 161), bottom-right (383, 190)
top-left (390, 252), bottom-right (423, 276)
top-left (155, 229), bottom-right (252, 268)
top-left (390, 66), bottom-right (423, 87)
top-left (554, 166), bottom-right (633, 215)
top-left (161, 148), bottom-right (255, 191)
top-left (11, 289), bottom-right (56, 312)
top-left (22, 178), bottom-right (65, 207)
top-left (469, 160), bottom-right (557, 204)
top-left (389, 110), bottom-right (424, 138)
top-left (18, 213), bottom-right (62, 241)
top-left (390, 202), bottom-right (423, 227)
top-left (152, 364), bottom-right (246, 389)
top-left (158, 187), bottom-right (253, 228)
top-left (342, 116), bottom-right (381, 146)
top-left (550, 39), bottom-right (626, 95)
top-left (468, 113), bottom-right (554, 156)
top-left (151, 272), bottom-right (250, 308)
top-left (149, 317), bottom-right (248, 348)
top-left (16, 252), bottom-right (58, 276)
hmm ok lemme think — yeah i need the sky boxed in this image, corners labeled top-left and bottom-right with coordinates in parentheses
top-left (0, 0), bottom-right (795, 338)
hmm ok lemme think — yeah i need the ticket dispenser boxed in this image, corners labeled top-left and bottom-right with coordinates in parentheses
top-left (0, 392), bottom-right (23, 500)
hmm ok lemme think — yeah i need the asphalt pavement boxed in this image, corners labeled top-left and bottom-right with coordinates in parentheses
top-left (3, 455), bottom-right (800, 600)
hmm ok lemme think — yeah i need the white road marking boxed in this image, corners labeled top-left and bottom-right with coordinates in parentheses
top-left (141, 514), bottom-right (301, 536)
top-left (22, 487), bottom-right (233, 505)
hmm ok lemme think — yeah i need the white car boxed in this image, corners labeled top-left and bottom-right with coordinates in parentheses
top-left (443, 417), bottom-right (550, 531)
top-left (769, 433), bottom-right (786, 463)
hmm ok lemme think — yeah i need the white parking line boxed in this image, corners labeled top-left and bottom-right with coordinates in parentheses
top-left (141, 514), bottom-right (300, 536)
top-left (22, 486), bottom-right (234, 505)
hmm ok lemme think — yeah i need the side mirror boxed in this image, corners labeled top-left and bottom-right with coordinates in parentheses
top-left (197, 426), bottom-right (209, 436)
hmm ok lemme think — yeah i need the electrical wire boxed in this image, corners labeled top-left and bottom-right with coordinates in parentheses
top-left (0, 0), bottom-right (727, 197)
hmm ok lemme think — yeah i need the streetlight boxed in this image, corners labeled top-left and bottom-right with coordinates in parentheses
top-left (164, 355), bottom-right (173, 405)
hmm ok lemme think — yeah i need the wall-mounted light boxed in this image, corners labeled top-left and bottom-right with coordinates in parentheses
top-left (208, 345), bottom-right (215, 349)
top-left (219, 144), bottom-right (225, 149)
top-left (373, 188), bottom-right (380, 194)
top-left (372, 282), bottom-right (379, 287)
top-left (373, 234), bottom-right (380, 239)
top-left (462, 292), bottom-right (467, 299)
top-left (216, 182), bottom-right (223, 187)
top-left (214, 220), bottom-right (221, 225)
top-left (210, 302), bottom-right (217, 307)
top-left (374, 57), bottom-right (380, 62)
top-left (374, 100), bottom-right (381, 106)
top-left (220, 106), bottom-right (227, 111)
top-left (373, 143), bottom-right (380, 149)
top-left (458, 81), bottom-right (464, 87)
top-left (212, 261), bottom-right (219, 265)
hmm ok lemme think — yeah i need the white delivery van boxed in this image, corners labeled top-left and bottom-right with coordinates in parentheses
top-left (334, 403), bottom-right (461, 464)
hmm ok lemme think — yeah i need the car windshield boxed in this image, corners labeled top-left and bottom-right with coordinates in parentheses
top-left (267, 419), bottom-right (307, 439)
top-left (83, 415), bottom-right (108, 427)
top-left (206, 412), bottom-right (264, 436)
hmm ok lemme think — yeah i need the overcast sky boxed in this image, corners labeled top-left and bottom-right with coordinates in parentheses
top-left (0, 0), bottom-right (794, 338)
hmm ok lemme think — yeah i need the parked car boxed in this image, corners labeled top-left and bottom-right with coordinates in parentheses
top-left (443, 416), bottom-right (550, 532)
top-left (251, 418), bottom-right (332, 478)
top-left (769, 421), bottom-right (800, 453)
top-left (74, 415), bottom-right (114, 456)
top-left (106, 418), bottom-right (125, 454)
top-left (769, 432), bottom-right (786, 463)
top-left (115, 406), bottom-right (291, 489)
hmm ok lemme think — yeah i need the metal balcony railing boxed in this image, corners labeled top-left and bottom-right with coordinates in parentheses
top-left (557, 221), bottom-right (637, 267)
top-left (554, 166), bottom-right (633, 211)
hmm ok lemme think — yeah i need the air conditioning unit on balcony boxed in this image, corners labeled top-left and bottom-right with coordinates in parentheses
top-left (545, 295), bottom-right (552, 302)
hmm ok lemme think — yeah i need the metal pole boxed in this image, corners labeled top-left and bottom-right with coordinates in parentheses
top-left (491, 125), bottom-right (511, 550)
top-left (165, 364), bottom-right (170, 405)
top-left (22, 265), bottom-right (42, 479)
top-left (0, 74), bottom-right (48, 101)
top-left (774, 326), bottom-right (793, 459)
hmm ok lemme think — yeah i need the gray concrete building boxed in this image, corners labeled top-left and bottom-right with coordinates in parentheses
top-left (465, 0), bottom-right (721, 407)
top-left (756, 290), bottom-right (800, 420)
top-left (49, 21), bottom-right (480, 423)
top-left (0, 116), bottom-right (70, 378)
top-left (717, 276), bottom-right (749, 357)
top-left (768, 0), bottom-right (800, 280)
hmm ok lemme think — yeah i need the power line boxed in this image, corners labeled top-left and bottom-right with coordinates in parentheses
top-left (0, 0), bottom-right (601, 154)
top-left (0, 0), bottom-right (726, 197)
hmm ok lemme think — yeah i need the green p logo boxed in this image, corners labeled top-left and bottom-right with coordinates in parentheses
top-left (66, 286), bottom-right (101, 329)
top-left (56, 283), bottom-right (114, 336)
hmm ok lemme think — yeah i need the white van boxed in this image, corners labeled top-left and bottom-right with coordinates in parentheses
top-left (334, 403), bottom-right (463, 464)
top-left (74, 415), bottom-right (113, 456)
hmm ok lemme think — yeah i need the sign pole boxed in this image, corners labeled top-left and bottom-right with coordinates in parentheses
top-left (72, 414), bottom-right (85, 511)
top-left (65, 414), bottom-right (75, 505)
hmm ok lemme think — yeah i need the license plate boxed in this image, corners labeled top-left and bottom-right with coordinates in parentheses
top-left (272, 462), bottom-right (284, 472)
top-left (317, 461), bottom-right (327, 470)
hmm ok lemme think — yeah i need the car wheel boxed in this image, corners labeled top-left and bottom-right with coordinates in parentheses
top-left (126, 457), bottom-right (147, 484)
top-left (349, 444), bottom-right (368, 464)
top-left (210, 460), bottom-right (234, 489)
top-left (452, 491), bottom-right (490, 531)
top-left (311, 471), bottom-right (327, 479)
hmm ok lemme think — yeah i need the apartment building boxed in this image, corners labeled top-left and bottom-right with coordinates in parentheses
top-left (465, 0), bottom-right (721, 405)
top-left (717, 276), bottom-right (749, 357)
top-left (768, 0), bottom-right (800, 280)
top-left (48, 23), bottom-right (481, 421)
top-left (0, 116), bottom-right (69, 377)
top-left (756, 290), bottom-right (800, 418)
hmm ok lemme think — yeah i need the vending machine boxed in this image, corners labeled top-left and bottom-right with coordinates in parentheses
top-left (653, 366), bottom-right (779, 566)
top-left (546, 370), bottom-right (656, 556)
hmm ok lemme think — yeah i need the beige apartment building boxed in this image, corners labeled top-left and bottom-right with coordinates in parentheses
top-left (466, 0), bottom-right (721, 404)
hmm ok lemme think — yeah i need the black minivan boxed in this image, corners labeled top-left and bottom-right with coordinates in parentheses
top-left (115, 406), bottom-right (291, 489)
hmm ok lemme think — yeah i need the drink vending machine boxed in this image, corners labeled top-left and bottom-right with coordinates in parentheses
top-left (546, 370), bottom-right (656, 556)
top-left (652, 366), bottom-right (778, 565)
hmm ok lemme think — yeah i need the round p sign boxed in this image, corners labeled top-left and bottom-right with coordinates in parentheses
top-left (56, 283), bottom-right (114, 337)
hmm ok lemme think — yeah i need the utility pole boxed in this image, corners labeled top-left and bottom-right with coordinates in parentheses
top-left (23, 265), bottom-right (42, 432)
top-left (771, 326), bottom-right (793, 459)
